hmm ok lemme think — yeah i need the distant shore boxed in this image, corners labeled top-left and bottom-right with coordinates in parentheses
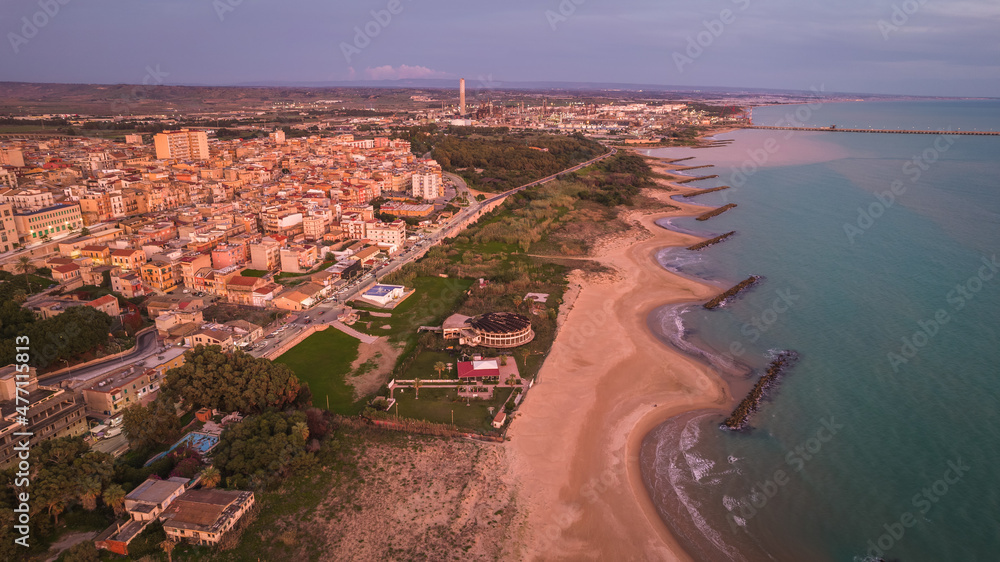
top-left (507, 152), bottom-right (736, 561)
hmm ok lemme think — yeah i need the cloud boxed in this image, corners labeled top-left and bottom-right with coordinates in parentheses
top-left (363, 65), bottom-right (452, 80)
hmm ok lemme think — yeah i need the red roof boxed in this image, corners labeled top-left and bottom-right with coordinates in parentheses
top-left (457, 360), bottom-right (500, 379)
top-left (88, 294), bottom-right (118, 307)
top-left (53, 264), bottom-right (80, 273)
top-left (227, 276), bottom-right (260, 287)
top-left (111, 248), bottom-right (140, 257)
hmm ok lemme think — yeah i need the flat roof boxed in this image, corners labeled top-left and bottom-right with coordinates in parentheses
top-left (364, 284), bottom-right (403, 297)
top-left (125, 478), bottom-right (186, 505)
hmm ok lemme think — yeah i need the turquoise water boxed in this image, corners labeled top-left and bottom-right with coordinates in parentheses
top-left (641, 100), bottom-right (1000, 562)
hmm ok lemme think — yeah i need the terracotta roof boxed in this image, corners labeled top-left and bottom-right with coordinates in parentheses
top-left (88, 294), bottom-right (118, 307)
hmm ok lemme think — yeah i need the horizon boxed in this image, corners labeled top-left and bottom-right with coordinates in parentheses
top-left (2, 1), bottom-right (998, 98)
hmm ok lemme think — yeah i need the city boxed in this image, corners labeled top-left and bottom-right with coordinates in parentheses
top-left (1, 2), bottom-right (998, 562)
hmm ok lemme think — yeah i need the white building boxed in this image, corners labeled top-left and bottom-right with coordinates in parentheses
top-left (411, 173), bottom-right (442, 200)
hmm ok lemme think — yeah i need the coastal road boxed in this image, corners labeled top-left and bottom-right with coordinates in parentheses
top-left (252, 146), bottom-right (618, 356)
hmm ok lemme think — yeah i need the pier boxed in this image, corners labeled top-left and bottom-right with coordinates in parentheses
top-left (747, 126), bottom-right (1000, 136)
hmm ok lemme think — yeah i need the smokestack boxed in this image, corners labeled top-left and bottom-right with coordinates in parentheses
top-left (459, 78), bottom-right (466, 115)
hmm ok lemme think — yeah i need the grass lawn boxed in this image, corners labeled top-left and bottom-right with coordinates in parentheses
top-left (274, 328), bottom-right (362, 414)
top-left (406, 350), bottom-right (458, 380)
top-left (240, 268), bottom-right (268, 277)
top-left (393, 386), bottom-right (513, 433)
top-left (351, 276), bottom-right (472, 346)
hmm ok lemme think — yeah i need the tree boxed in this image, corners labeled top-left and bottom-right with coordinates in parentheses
top-left (80, 226), bottom-right (91, 236)
top-left (161, 539), bottom-right (176, 562)
top-left (200, 466), bottom-right (221, 489)
top-left (16, 256), bottom-right (33, 293)
top-left (211, 411), bottom-right (312, 489)
top-left (413, 378), bottom-right (422, 399)
top-left (163, 345), bottom-right (304, 414)
top-left (31, 438), bottom-right (113, 525)
top-left (59, 541), bottom-right (101, 562)
top-left (433, 361), bottom-right (446, 379)
top-left (122, 395), bottom-right (182, 451)
top-left (103, 484), bottom-right (127, 516)
top-left (78, 477), bottom-right (102, 511)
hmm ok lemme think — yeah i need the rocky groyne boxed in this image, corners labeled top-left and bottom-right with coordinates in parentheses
top-left (722, 351), bottom-right (799, 431)
top-left (703, 275), bottom-right (760, 309)
top-left (682, 185), bottom-right (730, 198)
top-left (695, 203), bottom-right (737, 221)
top-left (687, 231), bottom-right (736, 251)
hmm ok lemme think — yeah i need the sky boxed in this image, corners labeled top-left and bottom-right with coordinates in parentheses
top-left (1, 0), bottom-right (998, 97)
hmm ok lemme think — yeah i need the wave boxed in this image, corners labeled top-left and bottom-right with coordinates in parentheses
top-left (656, 247), bottom-right (706, 273)
top-left (652, 305), bottom-right (751, 377)
top-left (647, 415), bottom-right (749, 562)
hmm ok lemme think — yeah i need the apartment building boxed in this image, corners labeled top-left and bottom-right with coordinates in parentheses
top-left (179, 252), bottom-right (212, 288)
top-left (12, 203), bottom-right (83, 242)
top-left (154, 129), bottom-right (210, 160)
top-left (140, 256), bottom-right (181, 293)
top-left (249, 237), bottom-right (281, 271)
top-left (0, 203), bottom-right (17, 253)
top-left (0, 366), bottom-right (87, 469)
top-left (302, 214), bottom-right (329, 240)
top-left (411, 172), bottom-right (443, 200)
top-left (278, 245), bottom-right (318, 274)
top-left (82, 365), bottom-right (161, 418)
top-left (211, 243), bottom-right (245, 270)
top-left (366, 219), bottom-right (406, 247)
top-left (110, 248), bottom-right (146, 271)
top-left (0, 187), bottom-right (55, 210)
top-left (0, 148), bottom-right (24, 167)
top-left (111, 272), bottom-right (146, 298)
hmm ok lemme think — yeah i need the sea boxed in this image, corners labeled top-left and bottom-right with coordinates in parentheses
top-left (639, 100), bottom-right (1000, 562)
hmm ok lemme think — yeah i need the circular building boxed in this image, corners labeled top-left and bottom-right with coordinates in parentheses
top-left (469, 312), bottom-right (534, 348)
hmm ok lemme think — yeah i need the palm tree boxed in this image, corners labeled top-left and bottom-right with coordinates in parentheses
top-left (200, 467), bottom-right (222, 489)
top-left (103, 484), bottom-right (126, 517)
top-left (47, 499), bottom-right (65, 525)
top-left (79, 478), bottom-right (102, 511)
top-left (17, 256), bottom-right (33, 293)
top-left (161, 539), bottom-right (177, 562)
top-left (413, 378), bottom-right (422, 399)
top-left (506, 374), bottom-right (518, 387)
top-left (433, 361), bottom-right (446, 379)
top-left (513, 295), bottom-right (523, 310)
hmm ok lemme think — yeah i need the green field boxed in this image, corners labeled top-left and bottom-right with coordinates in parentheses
top-left (393, 386), bottom-right (513, 433)
top-left (273, 328), bottom-right (362, 414)
top-left (240, 268), bottom-right (268, 277)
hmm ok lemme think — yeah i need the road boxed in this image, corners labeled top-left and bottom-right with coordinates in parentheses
top-left (42, 329), bottom-right (163, 385)
top-left (250, 146), bottom-right (617, 357)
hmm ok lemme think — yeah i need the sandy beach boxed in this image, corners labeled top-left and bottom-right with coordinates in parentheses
top-left (507, 159), bottom-right (734, 561)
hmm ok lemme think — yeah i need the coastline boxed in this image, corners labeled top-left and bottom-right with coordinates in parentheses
top-left (507, 157), bottom-right (738, 561)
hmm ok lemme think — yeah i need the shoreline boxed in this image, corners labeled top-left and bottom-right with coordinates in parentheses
top-left (507, 156), bottom-right (739, 561)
